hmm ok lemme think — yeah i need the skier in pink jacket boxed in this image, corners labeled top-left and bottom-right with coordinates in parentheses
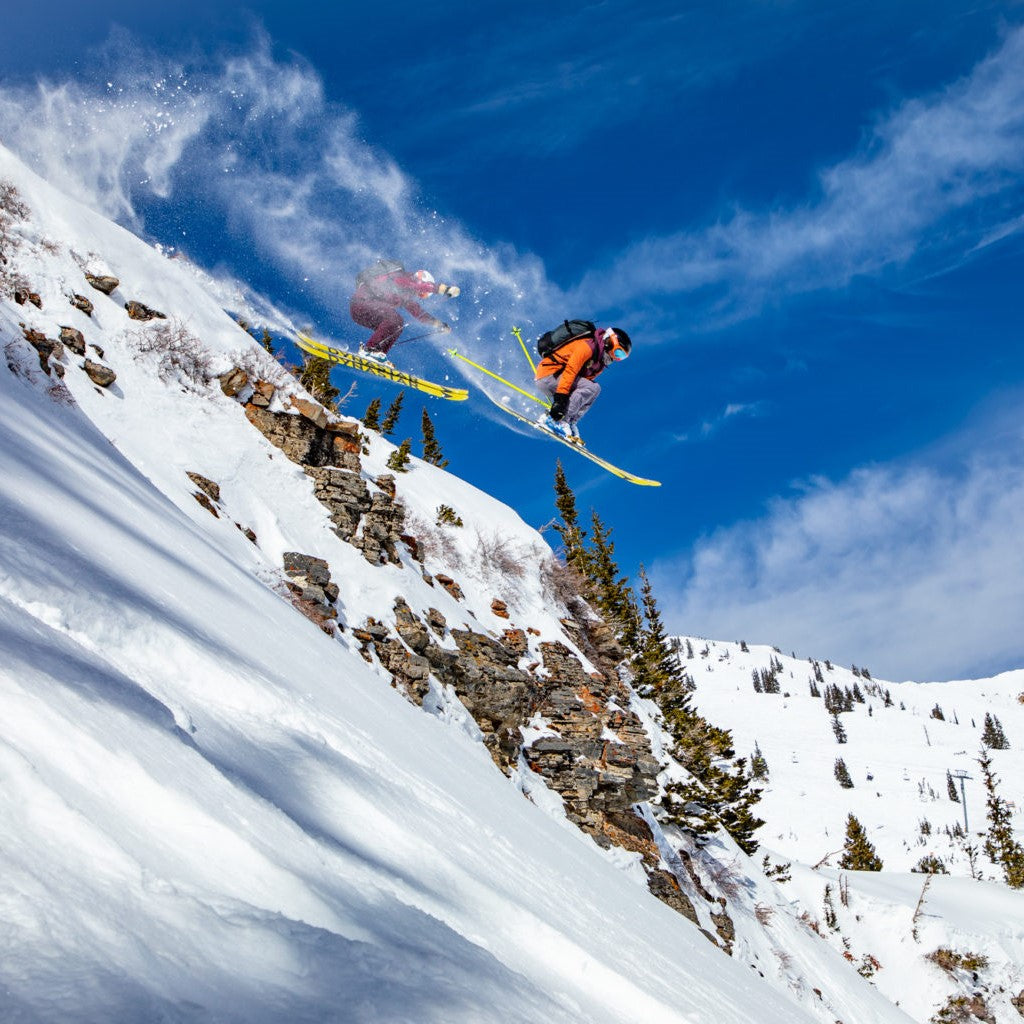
top-left (349, 259), bottom-right (460, 364)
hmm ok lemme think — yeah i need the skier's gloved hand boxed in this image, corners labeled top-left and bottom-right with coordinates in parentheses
top-left (549, 392), bottom-right (569, 421)
top-left (437, 283), bottom-right (460, 298)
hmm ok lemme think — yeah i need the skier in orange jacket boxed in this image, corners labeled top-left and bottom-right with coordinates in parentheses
top-left (535, 326), bottom-right (631, 444)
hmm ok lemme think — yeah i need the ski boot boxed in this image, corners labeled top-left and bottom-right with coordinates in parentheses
top-left (358, 346), bottom-right (394, 368)
top-left (538, 412), bottom-right (572, 440)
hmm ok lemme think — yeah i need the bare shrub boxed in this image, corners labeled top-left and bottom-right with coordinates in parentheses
top-left (0, 180), bottom-right (30, 295)
top-left (404, 511), bottom-right (463, 572)
top-left (541, 554), bottom-right (588, 611)
top-left (926, 948), bottom-right (989, 975)
top-left (475, 529), bottom-right (526, 584)
top-left (754, 903), bottom-right (775, 926)
top-left (126, 317), bottom-right (213, 391)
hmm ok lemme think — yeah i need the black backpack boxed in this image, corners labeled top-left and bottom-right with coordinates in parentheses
top-left (356, 258), bottom-right (404, 289)
top-left (537, 319), bottom-right (596, 360)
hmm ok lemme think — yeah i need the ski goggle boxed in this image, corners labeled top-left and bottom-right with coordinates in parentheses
top-left (606, 331), bottom-right (629, 360)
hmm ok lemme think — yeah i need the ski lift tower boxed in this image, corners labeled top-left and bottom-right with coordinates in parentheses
top-left (951, 769), bottom-right (972, 833)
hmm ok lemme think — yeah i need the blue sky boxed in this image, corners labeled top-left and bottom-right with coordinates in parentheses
top-left (2, 1), bottom-right (1023, 679)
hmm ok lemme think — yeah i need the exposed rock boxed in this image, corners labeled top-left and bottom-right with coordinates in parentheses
top-left (1011, 990), bottom-right (1024, 1018)
top-left (710, 909), bottom-right (736, 955)
top-left (305, 466), bottom-right (373, 540)
top-left (70, 293), bottom-right (94, 316)
top-left (59, 326), bottom-right (86, 355)
top-left (186, 472), bottom-right (221, 504)
top-left (647, 869), bottom-right (700, 925)
top-left (491, 598), bottom-right (510, 619)
top-left (245, 403), bottom-right (355, 469)
top-left (375, 473), bottom-right (396, 499)
top-left (400, 534), bottom-right (422, 561)
top-left (283, 551), bottom-right (330, 587)
top-left (124, 299), bottom-right (167, 322)
top-left (527, 627), bottom-right (541, 636)
top-left (218, 366), bottom-right (249, 397)
top-left (83, 359), bottom-right (116, 387)
top-left (14, 289), bottom-right (42, 308)
top-left (501, 628), bottom-right (528, 657)
top-left (394, 598), bottom-right (430, 654)
top-left (249, 379), bottom-right (275, 408)
top-left (20, 325), bottom-right (63, 374)
top-left (426, 607), bottom-right (447, 635)
top-left (235, 522), bottom-right (258, 543)
top-left (192, 492), bottom-right (219, 517)
top-left (435, 573), bottom-right (464, 601)
top-left (90, 344), bottom-right (105, 359)
top-left (291, 396), bottom-right (329, 429)
top-left (283, 552), bottom-right (338, 634)
top-left (85, 273), bottom-right (119, 295)
top-left (358, 488), bottom-right (406, 565)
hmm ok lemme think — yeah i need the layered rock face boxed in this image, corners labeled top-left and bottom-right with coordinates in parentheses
top-left (216, 362), bottom-right (727, 940)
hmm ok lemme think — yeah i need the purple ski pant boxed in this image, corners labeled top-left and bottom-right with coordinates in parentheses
top-left (535, 374), bottom-right (601, 424)
top-left (350, 297), bottom-right (405, 354)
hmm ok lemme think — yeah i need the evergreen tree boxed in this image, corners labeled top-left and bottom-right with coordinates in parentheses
top-left (947, 769), bottom-right (960, 802)
top-left (931, 703), bottom-right (945, 721)
top-left (298, 355), bottom-right (340, 410)
top-left (834, 758), bottom-right (854, 788)
top-left (386, 437), bottom-right (412, 473)
top-left (380, 390), bottom-right (406, 436)
top-left (981, 712), bottom-right (1010, 750)
top-left (259, 328), bottom-right (275, 355)
top-left (831, 714), bottom-right (848, 744)
top-left (750, 742), bottom-right (769, 780)
top-left (752, 670), bottom-right (764, 694)
top-left (978, 748), bottom-right (1024, 888)
top-left (552, 461), bottom-right (588, 574)
top-left (420, 407), bottom-right (448, 467)
top-left (840, 813), bottom-right (883, 871)
top-left (362, 397), bottom-right (382, 431)
top-left (585, 510), bottom-right (635, 639)
top-left (435, 504), bottom-right (463, 527)
top-left (630, 566), bottom-right (676, 695)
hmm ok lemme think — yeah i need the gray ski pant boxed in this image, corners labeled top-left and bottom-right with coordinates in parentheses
top-left (535, 374), bottom-right (600, 424)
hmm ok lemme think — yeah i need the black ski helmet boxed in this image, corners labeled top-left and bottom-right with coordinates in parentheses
top-left (609, 327), bottom-right (632, 353)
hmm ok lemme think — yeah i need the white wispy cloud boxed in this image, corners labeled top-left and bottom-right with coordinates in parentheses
top-left (652, 395), bottom-right (1024, 681)
top-left (675, 401), bottom-right (764, 443)
top-left (572, 24), bottom-right (1024, 321)
top-left (0, 30), bottom-right (558, 372)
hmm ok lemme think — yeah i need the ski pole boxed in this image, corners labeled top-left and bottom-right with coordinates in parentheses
top-left (392, 324), bottom-right (449, 348)
top-left (511, 326), bottom-right (537, 374)
top-left (446, 349), bottom-right (551, 409)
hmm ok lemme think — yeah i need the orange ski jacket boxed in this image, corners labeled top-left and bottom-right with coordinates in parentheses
top-left (534, 334), bottom-right (606, 395)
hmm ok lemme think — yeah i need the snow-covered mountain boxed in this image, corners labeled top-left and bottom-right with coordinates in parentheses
top-left (2, 139), bottom-right (1022, 1024)
top-left (676, 638), bottom-right (1024, 1022)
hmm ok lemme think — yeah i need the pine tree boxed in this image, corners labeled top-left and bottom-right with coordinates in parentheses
top-left (831, 714), bottom-right (848, 744)
top-left (362, 397), bottom-right (381, 430)
top-left (380, 390), bottom-right (405, 436)
top-left (420, 407), bottom-right (448, 467)
top-left (947, 769), bottom-right (960, 802)
top-left (834, 758), bottom-right (854, 788)
top-left (585, 510), bottom-right (634, 640)
top-left (981, 712), bottom-right (1010, 750)
top-left (840, 813), bottom-right (883, 871)
top-left (259, 328), bottom-right (275, 355)
top-left (386, 437), bottom-right (412, 473)
top-left (298, 355), bottom-right (340, 410)
top-left (931, 703), bottom-right (945, 721)
top-left (750, 742), bottom-right (769, 780)
top-left (552, 461), bottom-right (588, 574)
top-left (978, 748), bottom-right (1024, 888)
top-left (631, 566), bottom-right (678, 696)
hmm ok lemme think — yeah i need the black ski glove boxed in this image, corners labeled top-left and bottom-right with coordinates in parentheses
top-left (549, 392), bottom-right (569, 421)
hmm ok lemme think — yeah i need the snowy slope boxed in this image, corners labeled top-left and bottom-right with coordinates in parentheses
top-left (673, 636), bottom-right (1024, 1022)
top-left (0, 143), bottom-right (869, 1023)
top-left (674, 637), bottom-right (1024, 876)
